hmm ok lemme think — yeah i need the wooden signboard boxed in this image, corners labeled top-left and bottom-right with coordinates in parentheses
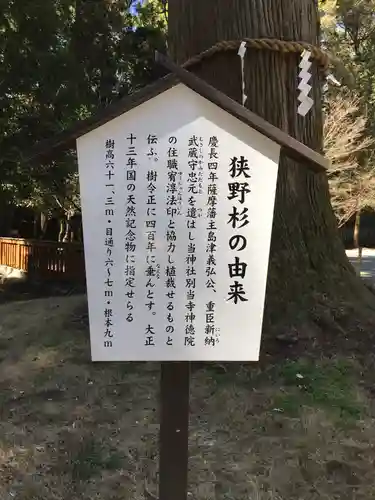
top-left (76, 81), bottom-right (281, 362)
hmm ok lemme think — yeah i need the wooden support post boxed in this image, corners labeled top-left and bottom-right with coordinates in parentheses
top-left (159, 361), bottom-right (190, 500)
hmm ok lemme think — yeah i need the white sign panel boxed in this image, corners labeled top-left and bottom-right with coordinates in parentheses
top-left (77, 83), bottom-right (280, 362)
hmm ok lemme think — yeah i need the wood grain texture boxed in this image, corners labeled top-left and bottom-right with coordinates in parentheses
top-left (167, 0), bottom-right (358, 336)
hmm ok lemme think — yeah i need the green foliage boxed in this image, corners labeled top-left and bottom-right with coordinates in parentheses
top-left (135, 0), bottom-right (167, 32)
top-left (0, 0), bottom-right (166, 220)
top-left (69, 437), bottom-right (124, 480)
top-left (273, 358), bottom-right (363, 422)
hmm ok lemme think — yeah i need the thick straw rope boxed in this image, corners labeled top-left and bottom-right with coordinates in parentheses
top-left (182, 38), bottom-right (330, 72)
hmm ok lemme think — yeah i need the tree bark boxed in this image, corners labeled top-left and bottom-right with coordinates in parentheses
top-left (168, 0), bottom-right (375, 341)
top-left (63, 215), bottom-right (72, 243)
top-left (33, 213), bottom-right (38, 239)
top-left (40, 211), bottom-right (48, 240)
top-left (354, 209), bottom-right (362, 270)
top-left (58, 217), bottom-right (66, 243)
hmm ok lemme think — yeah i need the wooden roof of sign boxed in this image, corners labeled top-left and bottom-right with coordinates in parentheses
top-left (27, 52), bottom-right (329, 173)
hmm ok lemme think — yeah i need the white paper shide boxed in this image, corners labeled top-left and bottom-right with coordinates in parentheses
top-left (76, 84), bottom-right (280, 362)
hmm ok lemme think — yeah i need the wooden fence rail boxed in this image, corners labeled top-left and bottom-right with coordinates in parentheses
top-left (0, 238), bottom-right (86, 283)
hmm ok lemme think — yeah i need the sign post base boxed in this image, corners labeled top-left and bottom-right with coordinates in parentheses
top-left (159, 362), bottom-right (190, 500)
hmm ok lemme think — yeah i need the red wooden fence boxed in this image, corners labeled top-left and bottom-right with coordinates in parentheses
top-left (0, 238), bottom-right (85, 283)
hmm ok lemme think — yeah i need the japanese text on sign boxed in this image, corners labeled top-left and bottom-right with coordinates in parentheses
top-left (77, 84), bottom-right (280, 361)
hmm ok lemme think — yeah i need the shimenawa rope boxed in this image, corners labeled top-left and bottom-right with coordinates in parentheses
top-left (182, 38), bottom-right (330, 72)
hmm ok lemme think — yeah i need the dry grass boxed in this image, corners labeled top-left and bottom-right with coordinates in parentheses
top-left (0, 294), bottom-right (375, 499)
top-left (324, 93), bottom-right (375, 228)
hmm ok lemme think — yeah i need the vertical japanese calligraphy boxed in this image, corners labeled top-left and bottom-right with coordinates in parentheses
top-left (104, 138), bottom-right (115, 349)
top-left (165, 136), bottom-right (179, 347)
top-left (184, 134), bottom-right (203, 347)
top-left (145, 134), bottom-right (160, 347)
top-left (205, 136), bottom-right (220, 347)
top-left (77, 84), bottom-right (280, 361)
top-left (227, 155), bottom-right (251, 305)
top-left (125, 133), bottom-right (137, 325)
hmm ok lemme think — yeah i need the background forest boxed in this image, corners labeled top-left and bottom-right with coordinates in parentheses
top-left (1, 0), bottom-right (375, 243)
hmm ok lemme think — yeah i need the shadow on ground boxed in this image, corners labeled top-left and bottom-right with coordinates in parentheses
top-left (0, 275), bottom-right (85, 304)
top-left (1, 294), bottom-right (375, 499)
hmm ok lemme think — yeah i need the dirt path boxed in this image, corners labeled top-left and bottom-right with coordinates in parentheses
top-left (346, 248), bottom-right (375, 284)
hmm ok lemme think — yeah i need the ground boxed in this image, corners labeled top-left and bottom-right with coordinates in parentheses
top-left (1, 265), bottom-right (375, 499)
top-left (347, 248), bottom-right (375, 283)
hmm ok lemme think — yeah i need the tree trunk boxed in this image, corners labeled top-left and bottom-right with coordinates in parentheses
top-left (354, 209), bottom-right (362, 272)
top-left (70, 214), bottom-right (83, 242)
top-left (63, 212), bottom-right (78, 243)
top-left (40, 211), bottom-right (48, 240)
top-left (63, 216), bottom-right (71, 243)
top-left (168, 0), bottom-right (375, 343)
top-left (58, 217), bottom-right (66, 243)
top-left (33, 212), bottom-right (39, 239)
